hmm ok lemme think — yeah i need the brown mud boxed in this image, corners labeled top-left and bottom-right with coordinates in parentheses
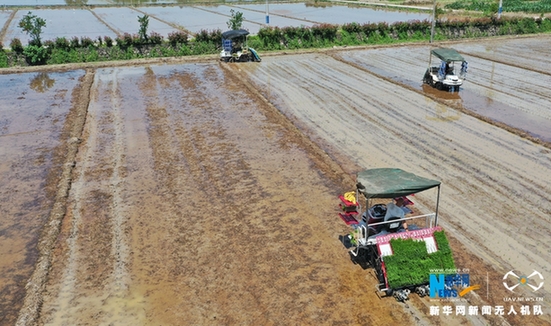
top-left (1, 36), bottom-right (551, 326)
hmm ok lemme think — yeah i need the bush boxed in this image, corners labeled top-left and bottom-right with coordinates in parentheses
top-left (55, 37), bottom-right (70, 50)
top-left (10, 38), bottom-right (24, 53)
top-left (257, 26), bottom-right (283, 48)
top-left (194, 29), bottom-right (209, 43)
top-left (104, 36), bottom-right (113, 47)
top-left (83, 48), bottom-right (99, 62)
top-left (540, 17), bottom-right (551, 32)
top-left (43, 39), bottom-right (55, 50)
top-left (70, 36), bottom-right (80, 48)
top-left (23, 45), bottom-right (49, 65)
top-left (131, 33), bottom-right (142, 46)
top-left (149, 32), bottom-right (163, 45)
top-left (342, 22), bottom-right (361, 34)
top-left (97, 36), bottom-right (103, 46)
top-left (178, 44), bottom-right (192, 56)
top-left (114, 36), bottom-right (123, 47)
top-left (156, 45), bottom-right (176, 57)
top-left (194, 28), bottom-right (221, 45)
top-left (168, 31), bottom-right (189, 46)
top-left (190, 41), bottom-right (216, 55)
top-left (361, 23), bottom-right (378, 38)
top-left (48, 48), bottom-right (73, 64)
top-left (28, 38), bottom-right (41, 47)
top-left (0, 51), bottom-right (7, 68)
top-left (119, 33), bottom-right (135, 47)
top-left (377, 22), bottom-right (390, 37)
top-left (209, 29), bottom-right (222, 45)
top-left (80, 36), bottom-right (94, 48)
top-left (311, 24), bottom-right (338, 41)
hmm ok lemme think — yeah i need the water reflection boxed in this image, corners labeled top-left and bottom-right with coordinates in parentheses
top-left (422, 84), bottom-right (462, 122)
top-left (425, 101), bottom-right (462, 122)
top-left (30, 72), bottom-right (55, 93)
top-left (421, 83), bottom-right (461, 100)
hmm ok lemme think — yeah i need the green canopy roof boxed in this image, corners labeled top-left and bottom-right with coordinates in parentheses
top-left (356, 168), bottom-right (441, 199)
top-left (222, 29), bottom-right (249, 40)
top-left (431, 48), bottom-right (465, 62)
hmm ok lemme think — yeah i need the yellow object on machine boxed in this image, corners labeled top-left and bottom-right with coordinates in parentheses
top-left (343, 191), bottom-right (357, 205)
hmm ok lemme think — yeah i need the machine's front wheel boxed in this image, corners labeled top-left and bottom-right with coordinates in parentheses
top-left (423, 71), bottom-right (430, 84)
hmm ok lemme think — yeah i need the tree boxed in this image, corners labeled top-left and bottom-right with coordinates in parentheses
top-left (227, 9), bottom-right (244, 30)
top-left (18, 12), bottom-right (46, 46)
top-left (138, 14), bottom-right (149, 43)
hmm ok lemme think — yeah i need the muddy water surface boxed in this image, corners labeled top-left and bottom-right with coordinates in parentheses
top-left (0, 70), bottom-right (84, 325)
top-left (3, 36), bottom-right (551, 326)
top-left (238, 52), bottom-right (551, 325)
top-left (334, 45), bottom-right (551, 142)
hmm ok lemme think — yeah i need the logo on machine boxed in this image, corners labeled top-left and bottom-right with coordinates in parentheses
top-left (503, 270), bottom-right (544, 293)
top-left (430, 273), bottom-right (480, 298)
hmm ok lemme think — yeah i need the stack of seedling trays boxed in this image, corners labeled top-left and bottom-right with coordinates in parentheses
top-left (378, 227), bottom-right (456, 293)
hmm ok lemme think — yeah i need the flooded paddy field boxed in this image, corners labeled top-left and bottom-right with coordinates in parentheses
top-left (0, 70), bottom-right (87, 325)
top-left (2, 35), bottom-right (551, 325)
top-left (0, 3), bottom-right (430, 45)
top-left (3, 8), bottom-right (118, 44)
top-left (92, 6), bottom-right (181, 36)
top-left (333, 37), bottom-right (551, 142)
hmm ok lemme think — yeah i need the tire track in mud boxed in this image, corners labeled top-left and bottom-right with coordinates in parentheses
top-left (15, 69), bottom-right (95, 326)
top-left (325, 51), bottom-right (551, 224)
top-left (103, 70), bottom-right (132, 319)
top-left (120, 63), bottom-right (420, 325)
top-left (40, 69), bottom-right (142, 325)
top-left (47, 98), bottom-right (95, 324)
top-left (236, 54), bottom-right (551, 324)
top-left (285, 53), bottom-right (551, 244)
top-left (134, 65), bottom-right (274, 323)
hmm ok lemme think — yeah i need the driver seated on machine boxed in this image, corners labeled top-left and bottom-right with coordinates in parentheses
top-left (384, 198), bottom-right (409, 231)
top-left (231, 41), bottom-right (243, 54)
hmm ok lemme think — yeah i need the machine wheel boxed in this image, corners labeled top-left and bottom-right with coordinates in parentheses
top-left (423, 72), bottom-right (430, 85)
top-left (436, 82), bottom-right (443, 90)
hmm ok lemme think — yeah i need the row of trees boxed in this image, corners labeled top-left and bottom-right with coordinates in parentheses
top-left (0, 10), bottom-right (245, 66)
